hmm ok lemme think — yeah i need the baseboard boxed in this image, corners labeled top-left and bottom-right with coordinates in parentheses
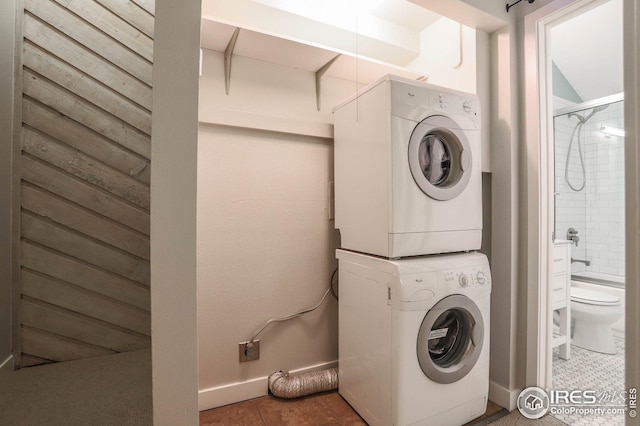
top-left (198, 360), bottom-right (338, 411)
top-left (488, 380), bottom-right (520, 411)
top-left (0, 355), bottom-right (13, 374)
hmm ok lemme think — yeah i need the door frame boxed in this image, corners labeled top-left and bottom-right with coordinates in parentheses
top-left (523, 0), bottom-right (618, 388)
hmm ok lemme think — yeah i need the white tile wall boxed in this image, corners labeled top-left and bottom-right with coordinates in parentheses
top-left (553, 100), bottom-right (625, 279)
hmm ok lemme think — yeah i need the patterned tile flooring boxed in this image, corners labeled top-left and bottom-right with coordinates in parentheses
top-left (551, 337), bottom-right (626, 426)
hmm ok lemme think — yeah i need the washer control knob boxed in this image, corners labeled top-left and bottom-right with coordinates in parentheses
top-left (458, 274), bottom-right (469, 287)
top-left (476, 271), bottom-right (486, 285)
top-left (463, 101), bottom-right (472, 113)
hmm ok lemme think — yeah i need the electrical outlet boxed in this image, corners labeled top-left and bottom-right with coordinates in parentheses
top-left (239, 340), bottom-right (260, 363)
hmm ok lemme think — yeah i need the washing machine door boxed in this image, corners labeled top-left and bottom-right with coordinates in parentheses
top-left (416, 294), bottom-right (484, 384)
top-left (408, 115), bottom-right (473, 201)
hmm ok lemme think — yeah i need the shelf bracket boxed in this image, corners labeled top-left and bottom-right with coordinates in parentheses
top-left (224, 27), bottom-right (240, 95)
top-left (315, 54), bottom-right (341, 111)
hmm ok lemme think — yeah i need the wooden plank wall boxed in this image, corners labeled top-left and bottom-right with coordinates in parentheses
top-left (18, 0), bottom-right (154, 367)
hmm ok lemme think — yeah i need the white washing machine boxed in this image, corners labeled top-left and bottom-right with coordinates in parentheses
top-left (334, 75), bottom-right (482, 258)
top-left (337, 249), bottom-right (490, 426)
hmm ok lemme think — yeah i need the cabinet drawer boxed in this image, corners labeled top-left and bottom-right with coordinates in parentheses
top-left (553, 245), bottom-right (569, 274)
top-left (553, 273), bottom-right (567, 290)
top-left (552, 274), bottom-right (567, 303)
top-left (553, 286), bottom-right (567, 303)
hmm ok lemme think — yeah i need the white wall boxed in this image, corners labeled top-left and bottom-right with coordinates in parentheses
top-left (197, 50), bottom-right (351, 409)
top-left (0, 0), bottom-right (17, 369)
top-left (410, 17), bottom-right (477, 94)
top-left (487, 24), bottom-right (523, 410)
top-left (476, 30), bottom-right (491, 172)
top-left (151, 0), bottom-right (201, 424)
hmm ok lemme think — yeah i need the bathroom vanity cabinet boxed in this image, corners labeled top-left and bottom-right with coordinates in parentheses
top-left (552, 240), bottom-right (572, 359)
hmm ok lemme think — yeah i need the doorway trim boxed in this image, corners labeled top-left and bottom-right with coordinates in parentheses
top-left (523, 0), bottom-right (611, 388)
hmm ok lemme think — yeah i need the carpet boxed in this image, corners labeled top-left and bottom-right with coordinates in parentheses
top-left (0, 349), bottom-right (152, 426)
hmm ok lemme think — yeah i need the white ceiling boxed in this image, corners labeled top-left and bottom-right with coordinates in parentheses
top-left (551, 0), bottom-right (623, 103)
top-left (251, 0), bottom-right (442, 32)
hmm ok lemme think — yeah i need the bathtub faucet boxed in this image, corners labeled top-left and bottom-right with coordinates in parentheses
top-left (567, 227), bottom-right (580, 246)
top-left (571, 257), bottom-right (591, 266)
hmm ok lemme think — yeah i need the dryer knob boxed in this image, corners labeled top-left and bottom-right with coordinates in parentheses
top-left (476, 271), bottom-right (486, 285)
top-left (463, 101), bottom-right (472, 113)
top-left (458, 274), bottom-right (469, 287)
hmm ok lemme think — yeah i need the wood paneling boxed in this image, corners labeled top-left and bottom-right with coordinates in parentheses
top-left (22, 127), bottom-right (150, 209)
top-left (52, 0), bottom-right (153, 62)
top-left (22, 241), bottom-right (150, 310)
top-left (22, 326), bottom-right (115, 362)
top-left (23, 69), bottom-right (151, 159)
top-left (22, 156), bottom-right (150, 235)
top-left (21, 298), bottom-right (151, 352)
top-left (24, 0), bottom-right (153, 85)
top-left (22, 99), bottom-right (151, 185)
top-left (24, 43), bottom-right (151, 134)
top-left (21, 270), bottom-right (151, 335)
top-left (23, 15), bottom-right (153, 109)
top-left (18, 0), bottom-right (154, 366)
top-left (22, 185), bottom-right (150, 260)
top-left (95, 0), bottom-right (155, 38)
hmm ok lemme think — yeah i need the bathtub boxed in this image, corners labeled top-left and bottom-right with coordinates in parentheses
top-left (571, 272), bottom-right (625, 337)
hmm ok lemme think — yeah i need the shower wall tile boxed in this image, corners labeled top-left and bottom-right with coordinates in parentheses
top-left (553, 100), bottom-right (625, 279)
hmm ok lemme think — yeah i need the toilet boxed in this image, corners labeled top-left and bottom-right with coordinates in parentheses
top-left (571, 287), bottom-right (623, 354)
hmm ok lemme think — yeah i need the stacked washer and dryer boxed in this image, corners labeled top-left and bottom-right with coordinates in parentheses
top-left (333, 75), bottom-right (491, 426)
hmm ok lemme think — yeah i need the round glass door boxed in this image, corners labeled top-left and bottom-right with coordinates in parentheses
top-left (416, 295), bottom-right (484, 384)
top-left (408, 115), bottom-right (472, 201)
top-left (419, 134), bottom-right (452, 186)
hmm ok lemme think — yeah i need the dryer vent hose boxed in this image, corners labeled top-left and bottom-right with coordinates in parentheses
top-left (268, 368), bottom-right (338, 399)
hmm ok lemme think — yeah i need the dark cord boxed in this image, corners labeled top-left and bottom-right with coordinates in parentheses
top-left (330, 267), bottom-right (339, 301)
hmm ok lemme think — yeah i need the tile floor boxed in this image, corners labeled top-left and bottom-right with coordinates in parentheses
top-left (199, 391), bottom-right (505, 426)
top-left (551, 336), bottom-right (626, 426)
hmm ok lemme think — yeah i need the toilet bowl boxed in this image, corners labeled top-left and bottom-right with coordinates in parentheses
top-left (571, 287), bottom-right (622, 354)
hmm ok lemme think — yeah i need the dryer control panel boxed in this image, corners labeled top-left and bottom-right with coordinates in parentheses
top-left (430, 92), bottom-right (480, 117)
top-left (441, 266), bottom-right (491, 290)
top-left (389, 79), bottom-right (481, 127)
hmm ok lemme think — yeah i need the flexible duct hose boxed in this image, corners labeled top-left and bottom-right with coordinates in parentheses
top-left (268, 368), bottom-right (338, 399)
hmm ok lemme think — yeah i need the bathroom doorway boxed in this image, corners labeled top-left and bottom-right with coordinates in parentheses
top-left (549, 0), bottom-right (625, 424)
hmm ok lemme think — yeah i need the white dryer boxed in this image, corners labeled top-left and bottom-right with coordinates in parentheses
top-left (334, 75), bottom-right (482, 258)
top-left (337, 249), bottom-right (491, 426)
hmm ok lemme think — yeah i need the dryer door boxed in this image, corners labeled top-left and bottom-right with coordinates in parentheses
top-left (408, 115), bottom-right (472, 201)
top-left (416, 294), bottom-right (484, 384)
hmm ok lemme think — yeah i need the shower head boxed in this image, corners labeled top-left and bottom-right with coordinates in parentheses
top-left (569, 112), bottom-right (586, 123)
top-left (583, 104), bottom-right (608, 122)
top-left (570, 104), bottom-right (609, 124)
